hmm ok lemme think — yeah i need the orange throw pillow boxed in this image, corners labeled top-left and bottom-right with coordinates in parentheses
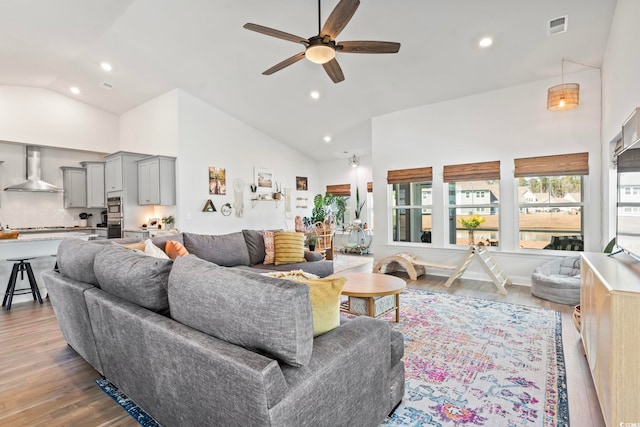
top-left (165, 240), bottom-right (189, 260)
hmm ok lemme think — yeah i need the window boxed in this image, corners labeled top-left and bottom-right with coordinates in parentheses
top-left (387, 167), bottom-right (433, 243)
top-left (325, 184), bottom-right (350, 227)
top-left (444, 161), bottom-right (500, 246)
top-left (515, 153), bottom-right (588, 250)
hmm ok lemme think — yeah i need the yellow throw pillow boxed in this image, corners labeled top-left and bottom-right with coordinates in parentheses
top-left (289, 276), bottom-right (346, 336)
top-left (274, 231), bottom-right (306, 265)
top-left (117, 240), bottom-right (146, 252)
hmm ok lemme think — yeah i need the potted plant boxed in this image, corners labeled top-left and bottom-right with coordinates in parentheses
top-left (458, 214), bottom-right (485, 246)
top-left (273, 182), bottom-right (282, 200)
top-left (354, 187), bottom-right (365, 223)
top-left (162, 215), bottom-right (175, 230)
top-left (306, 234), bottom-right (318, 251)
top-left (302, 193), bottom-right (347, 228)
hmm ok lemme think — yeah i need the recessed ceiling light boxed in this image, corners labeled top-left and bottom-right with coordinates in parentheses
top-left (70, 86), bottom-right (80, 95)
top-left (310, 91), bottom-right (320, 99)
top-left (323, 136), bottom-right (332, 143)
top-left (479, 37), bottom-right (493, 48)
top-left (100, 62), bottom-right (113, 72)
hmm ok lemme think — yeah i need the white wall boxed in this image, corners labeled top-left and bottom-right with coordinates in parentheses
top-left (175, 90), bottom-right (319, 234)
top-left (0, 85), bottom-right (118, 152)
top-left (371, 69), bottom-right (602, 285)
top-left (601, 0), bottom-right (640, 243)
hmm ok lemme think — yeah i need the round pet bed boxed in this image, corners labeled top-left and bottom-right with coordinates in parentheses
top-left (531, 256), bottom-right (581, 305)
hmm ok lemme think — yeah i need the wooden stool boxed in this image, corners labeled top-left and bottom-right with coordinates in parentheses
top-left (373, 252), bottom-right (429, 280)
top-left (2, 257), bottom-right (43, 311)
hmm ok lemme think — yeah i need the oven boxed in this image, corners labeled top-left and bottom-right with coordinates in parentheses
top-left (107, 197), bottom-right (123, 238)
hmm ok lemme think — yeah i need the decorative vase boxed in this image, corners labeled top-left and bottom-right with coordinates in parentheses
top-left (353, 218), bottom-right (362, 225)
top-left (468, 230), bottom-right (475, 246)
top-left (309, 244), bottom-right (316, 251)
top-left (273, 192), bottom-right (282, 200)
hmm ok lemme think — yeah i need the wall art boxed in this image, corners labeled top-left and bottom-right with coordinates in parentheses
top-left (209, 167), bottom-right (226, 195)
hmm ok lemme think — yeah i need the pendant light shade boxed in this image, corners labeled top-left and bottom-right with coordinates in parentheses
top-left (547, 83), bottom-right (580, 110)
top-left (348, 155), bottom-right (360, 168)
top-left (547, 58), bottom-right (580, 111)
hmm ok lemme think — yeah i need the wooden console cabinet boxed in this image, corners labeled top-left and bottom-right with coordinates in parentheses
top-left (580, 252), bottom-right (640, 427)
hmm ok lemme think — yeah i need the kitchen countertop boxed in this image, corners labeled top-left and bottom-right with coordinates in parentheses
top-left (11, 226), bottom-right (104, 233)
top-left (0, 231), bottom-right (97, 243)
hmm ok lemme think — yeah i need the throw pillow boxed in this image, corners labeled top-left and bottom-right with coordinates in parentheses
top-left (165, 240), bottom-right (189, 260)
top-left (287, 276), bottom-right (347, 336)
top-left (183, 232), bottom-right (251, 267)
top-left (242, 229), bottom-right (266, 265)
top-left (274, 231), bottom-right (306, 265)
top-left (263, 230), bottom-right (275, 264)
top-left (145, 239), bottom-right (170, 259)
top-left (118, 240), bottom-right (146, 252)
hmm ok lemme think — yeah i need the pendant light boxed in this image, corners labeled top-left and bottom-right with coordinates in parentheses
top-left (547, 58), bottom-right (579, 111)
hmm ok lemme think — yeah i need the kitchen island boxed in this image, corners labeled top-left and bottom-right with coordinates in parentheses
top-left (0, 231), bottom-right (97, 307)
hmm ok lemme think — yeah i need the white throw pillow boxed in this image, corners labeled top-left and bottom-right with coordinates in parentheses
top-left (145, 239), bottom-right (170, 259)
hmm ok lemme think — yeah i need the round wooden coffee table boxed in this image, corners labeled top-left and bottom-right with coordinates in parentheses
top-left (338, 272), bottom-right (406, 322)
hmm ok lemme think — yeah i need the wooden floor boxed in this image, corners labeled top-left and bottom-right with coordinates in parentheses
top-left (0, 257), bottom-right (605, 427)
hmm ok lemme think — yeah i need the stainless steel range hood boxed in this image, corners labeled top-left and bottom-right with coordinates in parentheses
top-left (4, 146), bottom-right (64, 192)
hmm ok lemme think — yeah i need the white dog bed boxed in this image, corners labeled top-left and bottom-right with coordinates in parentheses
top-left (531, 256), bottom-right (581, 305)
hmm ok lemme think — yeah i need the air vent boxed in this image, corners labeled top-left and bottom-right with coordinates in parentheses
top-left (99, 81), bottom-right (114, 90)
top-left (548, 15), bottom-right (567, 36)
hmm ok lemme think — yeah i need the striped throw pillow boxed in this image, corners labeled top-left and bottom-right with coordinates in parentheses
top-left (274, 231), bottom-right (306, 265)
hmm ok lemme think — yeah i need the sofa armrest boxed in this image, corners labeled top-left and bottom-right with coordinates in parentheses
top-left (85, 288), bottom-right (288, 427)
top-left (274, 316), bottom-right (393, 426)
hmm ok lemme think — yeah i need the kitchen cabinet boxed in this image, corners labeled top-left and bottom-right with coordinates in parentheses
top-left (60, 167), bottom-right (87, 208)
top-left (137, 156), bottom-right (176, 205)
top-left (105, 152), bottom-right (148, 195)
top-left (91, 228), bottom-right (108, 240)
top-left (105, 156), bottom-right (123, 192)
top-left (123, 230), bottom-right (150, 240)
top-left (80, 161), bottom-right (106, 208)
top-left (580, 253), bottom-right (640, 427)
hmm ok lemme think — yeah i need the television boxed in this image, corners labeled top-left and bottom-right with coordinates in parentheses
top-left (616, 140), bottom-right (640, 259)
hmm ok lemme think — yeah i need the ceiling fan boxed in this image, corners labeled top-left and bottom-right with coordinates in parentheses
top-left (243, 0), bottom-right (400, 83)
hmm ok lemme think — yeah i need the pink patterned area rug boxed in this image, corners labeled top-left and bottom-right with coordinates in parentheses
top-left (384, 289), bottom-right (568, 427)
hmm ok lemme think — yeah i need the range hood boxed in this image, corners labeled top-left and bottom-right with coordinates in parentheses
top-left (4, 146), bottom-right (64, 192)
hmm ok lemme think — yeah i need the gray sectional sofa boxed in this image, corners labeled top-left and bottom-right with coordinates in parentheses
top-left (43, 232), bottom-right (405, 427)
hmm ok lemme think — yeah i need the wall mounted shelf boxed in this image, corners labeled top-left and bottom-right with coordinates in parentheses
top-left (251, 198), bottom-right (282, 208)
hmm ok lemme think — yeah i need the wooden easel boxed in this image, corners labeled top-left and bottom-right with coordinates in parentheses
top-left (444, 245), bottom-right (511, 295)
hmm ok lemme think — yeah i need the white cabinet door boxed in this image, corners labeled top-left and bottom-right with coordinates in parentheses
top-left (61, 167), bottom-right (87, 208)
top-left (137, 156), bottom-right (175, 205)
top-left (105, 156), bottom-right (123, 192)
top-left (82, 162), bottom-right (106, 208)
top-left (122, 230), bottom-right (149, 240)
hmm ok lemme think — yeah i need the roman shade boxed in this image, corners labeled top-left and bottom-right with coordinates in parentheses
top-left (387, 167), bottom-right (433, 184)
top-left (443, 161), bottom-right (500, 182)
top-left (326, 184), bottom-right (350, 196)
top-left (514, 153), bottom-right (589, 177)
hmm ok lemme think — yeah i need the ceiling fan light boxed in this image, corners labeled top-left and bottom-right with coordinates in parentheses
top-left (306, 44), bottom-right (336, 64)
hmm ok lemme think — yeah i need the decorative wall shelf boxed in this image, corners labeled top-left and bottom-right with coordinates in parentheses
top-left (251, 198), bottom-right (282, 208)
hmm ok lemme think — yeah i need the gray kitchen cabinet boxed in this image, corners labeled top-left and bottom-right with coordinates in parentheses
top-left (105, 156), bottom-right (123, 192)
top-left (91, 228), bottom-right (108, 240)
top-left (60, 167), bottom-right (87, 208)
top-left (123, 230), bottom-right (150, 240)
top-left (80, 161), bottom-right (106, 208)
top-left (137, 156), bottom-right (176, 205)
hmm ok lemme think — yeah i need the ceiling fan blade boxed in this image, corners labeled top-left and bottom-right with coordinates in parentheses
top-left (262, 52), bottom-right (306, 75)
top-left (338, 41), bottom-right (401, 54)
top-left (243, 23), bottom-right (308, 44)
top-left (321, 0), bottom-right (360, 40)
top-left (322, 58), bottom-right (345, 83)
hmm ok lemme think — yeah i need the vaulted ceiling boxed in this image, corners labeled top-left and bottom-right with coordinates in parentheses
top-left (0, 0), bottom-right (617, 161)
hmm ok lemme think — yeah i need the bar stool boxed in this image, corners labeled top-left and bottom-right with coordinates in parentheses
top-left (2, 257), bottom-right (43, 311)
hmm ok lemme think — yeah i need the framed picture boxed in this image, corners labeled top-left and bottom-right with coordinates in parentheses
top-left (296, 176), bottom-right (308, 191)
top-left (209, 167), bottom-right (226, 195)
top-left (254, 167), bottom-right (273, 193)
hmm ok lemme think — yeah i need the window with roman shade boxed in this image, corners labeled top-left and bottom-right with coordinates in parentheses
top-left (444, 161), bottom-right (500, 246)
top-left (325, 184), bottom-right (350, 197)
top-left (514, 152), bottom-right (588, 251)
top-left (387, 167), bottom-right (433, 244)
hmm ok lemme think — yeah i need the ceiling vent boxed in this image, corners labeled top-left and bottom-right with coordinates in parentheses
top-left (548, 15), bottom-right (568, 36)
top-left (99, 81), bottom-right (114, 90)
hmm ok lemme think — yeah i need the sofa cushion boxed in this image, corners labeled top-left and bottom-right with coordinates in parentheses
top-left (183, 231), bottom-right (251, 267)
top-left (274, 231), bottom-right (306, 265)
top-left (150, 232), bottom-right (184, 250)
top-left (168, 255), bottom-right (314, 367)
top-left (56, 238), bottom-right (107, 286)
top-left (263, 230), bottom-right (275, 264)
top-left (242, 229), bottom-right (266, 265)
top-left (165, 240), bottom-right (189, 260)
top-left (93, 244), bottom-right (173, 313)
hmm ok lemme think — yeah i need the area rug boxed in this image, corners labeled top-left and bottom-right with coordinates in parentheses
top-left (96, 289), bottom-right (568, 427)
top-left (385, 288), bottom-right (568, 427)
